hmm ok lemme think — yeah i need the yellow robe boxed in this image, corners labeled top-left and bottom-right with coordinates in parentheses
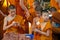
top-left (40, 21), bottom-right (52, 40)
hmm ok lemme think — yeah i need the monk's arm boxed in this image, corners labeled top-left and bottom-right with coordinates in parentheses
top-left (34, 29), bottom-right (50, 36)
top-left (19, 0), bottom-right (28, 12)
top-left (3, 17), bottom-right (15, 30)
top-left (19, 0), bottom-right (30, 19)
top-left (32, 18), bottom-right (36, 31)
top-left (32, 18), bottom-right (50, 37)
top-left (0, 10), bottom-right (7, 17)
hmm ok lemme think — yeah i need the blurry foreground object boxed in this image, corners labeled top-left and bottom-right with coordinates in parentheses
top-left (52, 12), bottom-right (60, 40)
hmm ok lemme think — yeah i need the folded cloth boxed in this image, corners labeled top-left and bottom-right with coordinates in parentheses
top-left (25, 34), bottom-right (34, 39)
top-left (52, 12), bottom-right (60, 24)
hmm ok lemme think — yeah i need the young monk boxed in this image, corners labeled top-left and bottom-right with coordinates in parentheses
top-left (32, 1), bottom-right (42, 39)
top-left (8, 0), bottom-right (30, 19)
top-left (8, 0), bottom-right (30, 33)
top-left (32, 10), bottom-right (52, 40)
top-left (2, 5), bottom-right (26, 40)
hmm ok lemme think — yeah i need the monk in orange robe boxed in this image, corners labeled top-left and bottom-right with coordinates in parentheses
top-left (2, 5), bottom-right (26, 40)
top-left (33, 11), bottom-right (52, 40)
top-left (50, 0), bottom-right (60, 11)
top-left (8, 0), bottom-right (30, 18)
top-left (27, 0), bottom-right (42, 23)
top-left (8, 0), bottom-right (30, 33)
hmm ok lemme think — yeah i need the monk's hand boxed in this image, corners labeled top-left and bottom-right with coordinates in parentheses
top-left (11, 21), bottom-right (17, 26)
top-left (16, 22), bottom-right (20, 27)
top-left (34, 29), bottom-right (39, 32)
top-left (32, 26), bottom-right (35, 31)
top-left (11, 21), bottom-right (20, 27)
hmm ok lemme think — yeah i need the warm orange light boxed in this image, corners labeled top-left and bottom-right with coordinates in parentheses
top-left (28, 22), bottom-right (32, 34)
top-left (58, 10), bottom-right (60, 13)
top-left (8, 1), bottom-right (10, 6)
top-left (2, 0), bottom-right (10, 7)
top-left (36, 21), bottom-right (40, 25)
top-left (2, 0), bottom-right (7, 7)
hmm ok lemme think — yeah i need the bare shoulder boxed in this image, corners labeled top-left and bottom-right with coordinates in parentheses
top-left (4, 16), bottom-right (8, 21)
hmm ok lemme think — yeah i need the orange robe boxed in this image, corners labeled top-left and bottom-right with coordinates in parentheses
top-left (5, 15), bottom-right (25, 34)
top-left (33, 18), bottom-right (43, 40)
top-left (2, 15), bottom-right (26, 40)
top-left (27, 0), bottom-right (34, 12)
top-left (27, 0), bottom-right (36, 15)
top-left (27, 0), bottom-right (37, 23)
top-left (34, 19), bottom-right (52, 40)
top-left (8, 0), bottom-right (29, 33)
top-left (8, 0), bottom-right (16, 6)
top-left (50, 0), bottom-right (60, 11)
top-left (40, 21), bottom-right (52, 40)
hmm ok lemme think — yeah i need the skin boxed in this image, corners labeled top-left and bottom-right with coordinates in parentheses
top-left (3, 9), bottom-right (20, 30)
top-left (0, 10), bottom-right (7, 17)
top-left (0, 0), bottom-right (1, 1)
top-left (0, 0), bottom-right (30, 19)
top-left (19, 0), bottom-right (30, 19)
top-left (42, 12), bottom-right (49, 22)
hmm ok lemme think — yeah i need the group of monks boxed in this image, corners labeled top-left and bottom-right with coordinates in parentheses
top-left (0, 0), bottom-right (60, 40)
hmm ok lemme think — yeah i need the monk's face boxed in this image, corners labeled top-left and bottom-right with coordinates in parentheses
top-left (36, 11), bottom-right (41, 17)
top-left (8, 9), bottom-right (16, 16)
top-left (42, 13), bottom-right (49, 21)
top-left (33, 1), bottom-right (40, 9)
